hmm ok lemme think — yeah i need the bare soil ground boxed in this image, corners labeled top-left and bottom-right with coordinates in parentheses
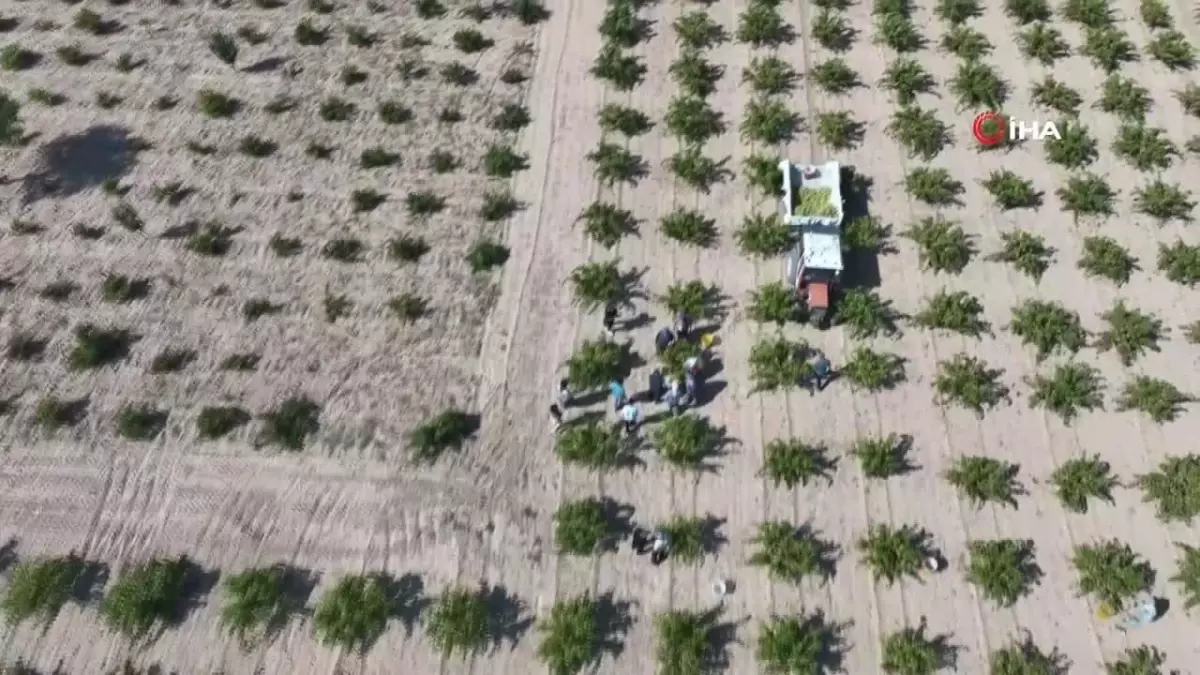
top-left (0, 0), bottom-right (1199, 673)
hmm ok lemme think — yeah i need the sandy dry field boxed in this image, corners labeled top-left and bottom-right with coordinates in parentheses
top-left (0, 0), bottom-right (1199, 672)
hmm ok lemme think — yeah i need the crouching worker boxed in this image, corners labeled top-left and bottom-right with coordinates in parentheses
top-left (557, 378), bottom-right (572, 408)
top-left (646, 368), bottom-right (665, 403)
top-left (650, 530), bottom-right (671, 565)
top-left (655, 327), bottom-right (675, 355)
top-left (810, 352), bottom-right (834, 394)
top-left (609, 379), bottom-right (627, 412)
top-left (620, 402), bottom-right (642, 436)
top-left (548, 404), bottom-right (564, 431)
top-left (675, 312), bottom-right (693, 340)
top-left (664, 382), bottom-right (684, 416)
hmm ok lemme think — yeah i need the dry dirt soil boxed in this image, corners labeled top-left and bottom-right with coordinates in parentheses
top-left (0, 0), bottom-right (1199, 673)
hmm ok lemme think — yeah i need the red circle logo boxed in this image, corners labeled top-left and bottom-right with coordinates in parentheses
top-left (972, 112), bottom-right (1006, 146)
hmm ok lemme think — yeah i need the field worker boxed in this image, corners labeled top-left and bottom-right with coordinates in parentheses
top-left (602, 303), bottom-right (618, 337)
top-left (655, 326), bottom-right (675, 354)
top-left (650, 530), bottom-right (671, 565)
top-left (675, 312), bottom-right (692, 339)
top-left (812, 352), bottom-right (833, 394)
top-left (609, 379), bottom-right (627, 411)
top-left (549, 404), bottom-right (564, 431)
top-left (664, 384), bottom-right (683, 416)
top-left (631, 527), bottom-right (653, 554)
top-left (685, 372), bottom-right (700, 401)
top-left (647, 368), bottom-right (665, 402)
top-left (620, 402), bottom-right (642, 436)
top-left (557, 378), bottom-right (572, 408)
top-left (684, 353), bottom-right (702, 377)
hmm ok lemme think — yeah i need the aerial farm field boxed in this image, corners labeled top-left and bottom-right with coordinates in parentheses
top-left (1, 0), bottom-right (1200, 672)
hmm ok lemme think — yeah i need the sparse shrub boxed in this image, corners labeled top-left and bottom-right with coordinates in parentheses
top-left (660, 280), bottom-right (723, 319)
top-left (1106, 646), bottom-right (1169, 675)
top-left (913, 291), bottom-right (989, 338)
top-left (388, 294), bottom-right (427, 321)
top-left (467, 240), bottom-right (510, 271)
top-left (901, 217), bottom-right (974, 274)
top-left (1052, 455), bottom-right (1117, 513)
top-left (1044, 122), bottom-right (1097, 168)
top-left (565, 339), bottom-right (629, 390)
top-left (747, 282), bottom-right (803, 325)
top-left (1018, 23), bottom-right (1070, 65)
top-left (294, 18), bottom-right (328, 45)
top-left (652, 414), bottom-right (725, 471)
top-left (904, 167), bottom-right (962, 206)
top-left (986, 230), bottom-right (1054, 281)
top-left (742, 56), bottom-right (797, 95)
top-left (587, 142), bottom-right (647, 186)
top-left (312, 574), bottom-right (393, 651)
top-left (479, 191), bottom-right (519, 221)
top-left (742, 154), bottom-right (781, 197)
top-left (749, 337), bottom-right (813, 393)
top-left (319, 97), bottom-right (355, 122)
top-left (989, 634), bottom-right (1068, 674)
top-left (812, 9), bottom-right (855, 52)
top-left (482, 144), bottom-right (529, 178)
top-left (874, 14), bottom-right (924, 53)
top-left (35, 397), bottom-right (83, 431)
top-left (261, 396), bottom-right (320, 451)
top-left (554, 498), bottom-right (612, 555)
top-left (95, 91), bottom-right (122, 109)
top-left (569, 261), bottom-right (625, 312)
top-left (843, 216), bottom-right (891, 254)
top-left (590, 44), bottom-right (646, 91)
top-left (809, 58), bottom-right (860, 94)
top-left (117, 405), bottom-right (167, 441)
top-left (949, 60), bottom-right (1006, 110)
top-left (1081, 26), bottom-right (1137, 72)
top-left (749, 521), bottom-right (836, 584)
top-left (1, 555), bottom-right (86, 626)
top-left (1140, 456), bottom-right (1200, 522)
top-left (981, 170), bottom-right (1040, 210)
top-left (1008, 300), bottom-right (1087, 361)
top-left (1062, 0), bottom-right (1115, 27)
top-left (208, 31), bottom-right (237, 66)
top-left (406, 190), bottom-right (445, 218)
top-left (1112, 124), bottom-right (1177, 171)
top-left (577, 203), bottom-right (636, 248)
top-left (1176, 83), bottom-right (1200, 116)
top-left (452, 28), bottom-right (493, 53)
top-left (555, 422), bottom-right (624, 470)
top-left (238, 135), bottom-right (277, 158)
top-left (1134, 180), bottom-right (1194, 223)
top-left (935, 0), bottom-right (982, 23)
top-left (0, 44), bottom-right (37, 71)
top-left (966, 540), bottom-right (1040, 607)
top-left (1095, 75), bottom-right (1151, 122)
top-left (1172, 544), bottom-right (1200, 610)
top-left (101, 556), bottom-right (193, 637)
top-left (815, 111), bottom-right (864, 150)
top-left (885, 106), bottom-right (949, 160)
top-left (833, 289), bottom-right (900, 339)
top-left (1072, 540), bottom-right (1154, 611)
top-left (1057, 173), bottom-right (1116, 222)
top-left (840, 346), bottom-right (906, 391)
top-left (536, 594), bottom-right (602, 675)
top-left (850, 434), bottom-right (913, 479)
top-left (660, 208), bottom-right (717, 248)
top-left (351, 189), bottom-right (385, 213)
top-left (666, 146), bottom-right (732, 191)
top-left (221, 565), bottom-right (303, 647)
top-left (881, 623), bottom-right (952, 675)
top-left (197, 406), bottom-right (251, 440)
top-left (197, 89), bottom-right (239, 118)
top-left (1029, 362), bottom-right (1105, 424)
top-left (242, 299), bottom-right (282, 321)
top-left (415, 0), bottom-right (445, 18)
top-left (756, 613), bottom-right (845, 675)
top-left (857, 524), bottom-right (931, 585)
top-left (377, 101), bottom-right (412, 125)
top-left (940, 25), bottom-right (991, 60)
top-left (674, 10), bottom-right (727, 50)
top-left (1117, 377), bottom-right (1194, 424)
top-left (879, 58), bottom-right (935, 105)
top-left (933, 354), bottom-right (1009, 414)
top-left (440, 62), bottom-right (479, 86)
top-left (599, 0), bottom-right (649, 47)
top-left (666, 95), bottom-right (725, 144)
top-left (1140, 0), bottom-right (1173, 27)
top-left (736, 212), bottom-right (792, 258)
top-left (1158, 240), bottom-right (1200, 285)
top-left (945, 456), bottom-right (1022, 508)
top-left (102, 274), bottom-right (150, 303)
top-left (1030, 75), bottom-right (1082, 116)
top-left (737, 1), bottom-right (794, 47)
top-left (669, 49), bottom-right (722, 98)
top-left (598, 103), bottom-right (653, 136)
top-left (1147, 30), bottom-right (1195, 70)
top-left (1095, 301), bottom-right (1164, 366)
top-left (654, 608), bottom-right (723, 675)
top-left (150, 348), bottom-right (195, 373)
top-left (428, 150), bottom-right (458, 173)
top-left (360, 147), bottom-right (399, 169)
top-left (321, 238), bottom-right (363, 263)
top-left (760, 439), bottom-right (835, 488)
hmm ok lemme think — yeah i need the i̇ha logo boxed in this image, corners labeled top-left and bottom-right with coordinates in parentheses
top-left (972, 111), bottom-right (1061, 146)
